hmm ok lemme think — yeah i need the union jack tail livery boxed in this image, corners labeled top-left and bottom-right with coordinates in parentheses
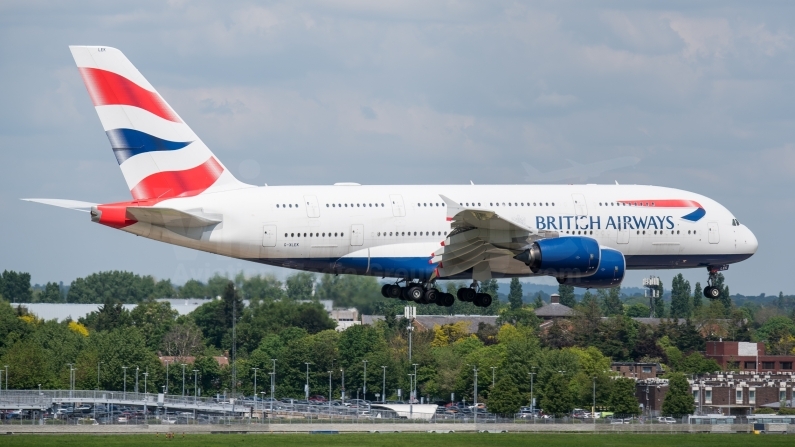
top-left (69, 46), bottom-right (248, 200)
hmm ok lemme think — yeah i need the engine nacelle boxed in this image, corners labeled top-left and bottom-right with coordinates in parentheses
top-left (557, 247), bottom-right (625, 288)
top-left (514, 236), bottom-right (600, 278)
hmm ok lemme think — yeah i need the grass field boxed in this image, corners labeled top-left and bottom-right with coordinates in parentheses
top-left (1, 433), bottom-right (792, 447)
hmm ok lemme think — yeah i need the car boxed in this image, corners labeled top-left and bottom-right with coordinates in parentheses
top-left (309, 395), bottom-right (327, 403)
top-left (657, 417), bottom-right (677, 424)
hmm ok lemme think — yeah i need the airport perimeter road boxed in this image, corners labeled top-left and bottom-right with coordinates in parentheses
top-left (0, 422), bottom-right (790, 435)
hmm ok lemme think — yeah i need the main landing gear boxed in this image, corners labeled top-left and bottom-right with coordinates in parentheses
top-left (703, 266), bottom-right (727, 300)
top-left (380, 280), bottom-right (492, 308)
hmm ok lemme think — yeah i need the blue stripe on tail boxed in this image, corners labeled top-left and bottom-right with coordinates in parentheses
top-left (105, 128), bottom-right (192, 164)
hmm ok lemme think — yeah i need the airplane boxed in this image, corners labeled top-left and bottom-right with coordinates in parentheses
top-left (24, 46), bottom-right (758, 308)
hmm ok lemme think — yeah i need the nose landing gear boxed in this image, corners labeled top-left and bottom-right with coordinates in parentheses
top-left (703, 265), bottom-right (728, 299)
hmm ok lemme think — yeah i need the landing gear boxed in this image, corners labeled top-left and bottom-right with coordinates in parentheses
top-left (381, 279), bottom-right (487, 308)
top-left (703, 266), bottom-right (727, 300)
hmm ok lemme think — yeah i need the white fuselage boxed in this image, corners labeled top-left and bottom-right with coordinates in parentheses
top-left (113, 183), bottom-right (758, 282)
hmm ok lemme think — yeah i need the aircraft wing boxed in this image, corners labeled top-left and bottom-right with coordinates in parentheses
top-left (126, 207), bottom-right (221, 228)
top-left (434, 195), bottom-right (558, 278)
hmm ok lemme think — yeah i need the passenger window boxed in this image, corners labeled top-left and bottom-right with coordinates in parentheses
top-left (276, 204), bottom-right (280, 208)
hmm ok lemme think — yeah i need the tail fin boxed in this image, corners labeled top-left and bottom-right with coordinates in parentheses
top-left (70, 46), bottom-right (249, 200)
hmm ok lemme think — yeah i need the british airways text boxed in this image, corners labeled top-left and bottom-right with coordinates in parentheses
top-left (535, 215), bottom-right (676, 231)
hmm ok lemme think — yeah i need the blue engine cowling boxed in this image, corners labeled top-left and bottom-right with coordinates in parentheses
top-left (514, 236), bottom-right (600, 278)
top-left (557, 247), bottom-right (625, 288)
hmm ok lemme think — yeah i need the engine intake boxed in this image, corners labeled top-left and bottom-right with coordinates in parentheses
top-left (557, 247), bottom-right (625, 288)
top-left (514, 236), bottom-right (600, 278)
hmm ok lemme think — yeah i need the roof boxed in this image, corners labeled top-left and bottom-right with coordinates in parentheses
top-left (533, 302), bottom-right (574, 318)
top-left (158, 355), bottom-right (229, 367)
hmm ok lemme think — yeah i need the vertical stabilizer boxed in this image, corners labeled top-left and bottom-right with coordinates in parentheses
top-left (70, 46), bottom-right (249, 200)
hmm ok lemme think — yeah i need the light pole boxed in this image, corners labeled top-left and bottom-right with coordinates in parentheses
top-left (122, 366), bottom-right (128, 400)
top-left (270, 359), bottom-right (276, 416)
top-left (473, 366), bottom-right (478, 425)
top-left (193, 369), bottom-right (199, 403)
top-left (96, 361), bottom-right (103, 391)
top-left (407, 325), bottom-right (413, 362)
top-left (327, 371), bottom-right (332, 415)
top-left (529, 369), bottom-right (536, 419)
top-left (412, 363), bottom-right (418, 403)
top-left (341, 368), bottom-right (345, 404)
top-left (181, 364), bottom-right (187, 398)
top-left (491, 366), bottom-right (496, 388)
top-left (4, 365), bottom-right (7, 391)
top-left (381, 366), bottom-right (387, 403)
top-left (592, 376), bottom-right (597, 423)
top-left (362, 360), bottom-right (368, 401)
top-left (135, 366), bottom-right (139, 394)
top-left (252, 367), bottom-right (259, 403)
top-left (165, 360), bottom-right (169, 395)
top-left (305, 362), bottom-right (311, 401)
top-left (408, 373), bottom-right (414, 419)
top-left (143, 371), bottom-right (149, 417)
top-left (193, 369), bottom-right (199, 419)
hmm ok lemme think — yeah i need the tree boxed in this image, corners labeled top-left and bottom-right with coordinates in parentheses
top-left (66, 271), bottom-right (156, 303)
top-left (662, 373), bottom-right (695, 416)
top-left (0, 270), bottom-right (32, 302)
top-left (179, 279), bottom-right (207, 298)
top-left (653, 283), bottom-right (666, 318)
top-left (532, 291), bottom-right (545, 309)
top-left (241, 274), bottom-right (284, 302)
top-left (81, 297), bottom-right (132, 332)
top-left (541, 373), bottom-right (574, 417)
top-left (162, 323), bottom-right (205, 358)
top-left (714, 273), bottom-right (732, 313)
top-left (315, 274), bottom-right (382, 314)
top-left (39, 282), bottom-right (63, 303)
top-left (286, 273), bottom-right (315, 301)
top-left (488, 374), bottom-right (525, 415)
top-left (607, 378), bottom-right (640, 416)
top-left (602, 287), bottom-right (623, 316)
top-left (558, 284), bottom-right (576, 307)
top-left (130, 299), bottom-right (179, 350)
top-left (541, 319), bottom-right (574, 349)
top-left (692, 282), bottom-right (702, 311)
top-left (153, 279), bottom-right (175, 298)
top-left (626, 303), bottom-right (650, 318)
top-left (508, 278), bottom-right (523, 310)
top-left (670, 274), bottom-right (692, 319)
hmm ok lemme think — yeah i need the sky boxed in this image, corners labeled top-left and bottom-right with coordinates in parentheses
top-left (1, 1), bottom-right (793, 295)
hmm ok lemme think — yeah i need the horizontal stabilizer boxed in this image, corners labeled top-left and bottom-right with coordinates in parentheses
top-left (126, 207), bottom-right (221, 228)
top-left (22, 198), bottom-right (97, 212)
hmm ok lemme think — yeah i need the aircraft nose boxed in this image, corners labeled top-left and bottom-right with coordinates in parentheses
top-left (744, 225), bottom-right (758, 255)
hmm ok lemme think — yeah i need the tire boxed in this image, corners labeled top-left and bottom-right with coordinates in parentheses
top-left (443, 293), bottom-right (455, 307)
top-left (400, 287), bottom-right (410, 301)
top-left (457, 288), bottom-right (475, 302)
top-left (387, 284), bottom-right (402, 299)
top-left (381, 284), bottom-right (390, 298)
top-left (424, 288), bottom-right (439, 304)
top-left (476, 293), bottom-right (492, 307)
top-left (407, 285), bottom-right (424, 302)
top-left (704, 286), bottom-right (720, 299)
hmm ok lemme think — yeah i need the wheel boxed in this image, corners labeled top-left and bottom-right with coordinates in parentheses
top-left (400, 287), bottom-right (410, 301)
top-left (381, 284), bottom-right (390, 298)
top-left (477, 293), bottom-right (492, 307)
top-left (443, 293), bottom-right (455, 307)
top-left (407, 285), bottom-right (424, 302)
top-left (457, 288), bottom-right (475, 302)
top-left (424, 288), bottom-right (439, 304)
top-left (387, 284), bottom-right (402, 299)
top-left (704, 286), bottom-right (720, 299)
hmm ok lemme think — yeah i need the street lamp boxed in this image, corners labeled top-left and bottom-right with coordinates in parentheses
top-left (193, 369), bottom-right (199, 420)
top-left (407, 325), bottom-right (414, 362)
top-left (362, 360), bottom-right (369, 400)
top-left (96, 361), bottom-right (103, 391)
top-left (473, 366), bottom-right (478, 425)
top-left (304, 362), bottom-right (312, 401)
top-left (143, 371), bottom-right (149, 417)
top-left (491, 366), bottom-right (496, 388)
top-left (181, 364), bottom-right (187, 398)
top-left (4, 365), bottom-right (7, 391)
top-left (412, 363), bottom-right (418, 403)
top-left (164, 360), bottom-right (169, 395)
top-left (327, 371), bottom-right (333, 415)
top-left (529, 368), bottom-right (537, 419)
top-left (341, 368), bottom-right (345, 404)
top-left (252, 367), bottom-right (259, 403)
top-left (592, 376), bottom-right (597, 423)
top-left (381, 366), bottom-right (387, 403)
top-left (122, 366), bottom-right (128, 400)
top-left (135, 366), bottom-right (139, 394)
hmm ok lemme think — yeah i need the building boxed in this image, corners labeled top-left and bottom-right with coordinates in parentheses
top-left (330, 308), bottom-right (360, 331)
top-left (704, 341), bottom-right (795, 373)
top-left (158, 355), bottom-right (229, 367)
top-left (533, 293), bottom-right (574, 320)
top-left (612, 362), bottom-right (663, 380)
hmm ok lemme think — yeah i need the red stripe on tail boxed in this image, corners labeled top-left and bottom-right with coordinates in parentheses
top-left (78, 67), bottom-right (181, 122)
top-left (130, 157), bottom-right (224, 200)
